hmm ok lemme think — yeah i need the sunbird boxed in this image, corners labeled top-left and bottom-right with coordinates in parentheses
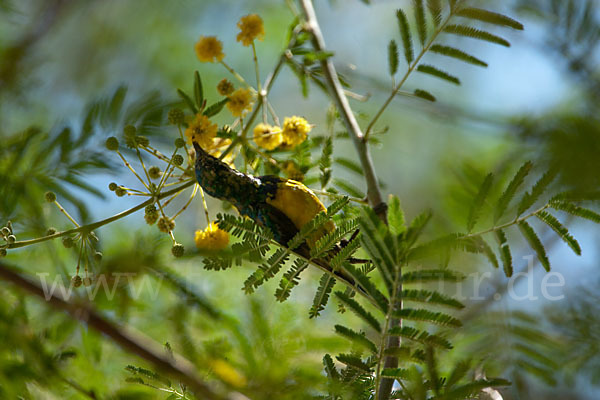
top-left (193, 141), bottom-right (360, 284)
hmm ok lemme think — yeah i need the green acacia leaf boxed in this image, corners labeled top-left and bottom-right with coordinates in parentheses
top-left (456, 7), bottom-right (524, 30)
top-left (467, 173), bottom-right (494, 232)
top-left (413, 0), bottom-right (427, 45)
top-left (388, 39), bottom-right (399, 76)
top-left (388, 326), bottom-right (452, 349)
top-left (517, 169), bottom-right (557, 215)
top-left (396, 9), bottom-right (414, 64)
top-left (550, 201), bottom-right (600, 224)
top-left (494, 229), bottom-right (513, 277)
top-left (335, 291), bottom-right (382, 332)
top-left (387, 195), bottom-right (406, 237)
top-left (402, 289), bottom-right (464, 309)
top-left (536, 210), bottom-right (581, 255)
top-left (518, 220), bottom-right (550, 271)
top-left (203, 98), bottom-right (229, 118)
top-left (444, 24), bottom-right (510, 47)
top-left (430, 44), bottom-right (488, 67)
top-left (427, 0), bottom-right (442, 26)
top-left (334, 324), bottom-right (378, 353)
top-left (413, 89), bottom-right (436, 102)
top-left (336, 353), bottom-right (372, 372)
top-left (495, 161), bottom-right (533, 222)
top-left (416, 64), bottom-right (460, 85)
top-left (309, 273), bottom-right (336, 318)
top-left (395, 308), bottom-right (462, 327)
top-left (193, 70), bottom-right (204, 109)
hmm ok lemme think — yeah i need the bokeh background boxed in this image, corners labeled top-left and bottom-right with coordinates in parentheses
top-left (1, 0), bottom-right (599, 399)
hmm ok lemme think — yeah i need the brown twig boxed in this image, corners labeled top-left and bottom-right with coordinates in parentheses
top-left (0, 261), bottom-right (237, 400)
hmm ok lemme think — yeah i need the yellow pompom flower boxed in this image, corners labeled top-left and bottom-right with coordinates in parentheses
top-left (281, 116), bottom-right (311, 148)
top-left (195, 36), bottom-right (225, 62)
top-left (226, 88), bottom-right (255, 117)
top-left (209, 359), bottom-right (247, 388)
top-left (185, 114), bottom-right (218, 149)
top-left (253, 123), bottom-right (282, 150)
top-left (236, 14), bottom-right (265, 46)
top-left (194, 222), bottom-right (229, 250)
top-left (217, 78), bottom-right (234, 96)
top-left (206, 137), bottom-right (235, 166)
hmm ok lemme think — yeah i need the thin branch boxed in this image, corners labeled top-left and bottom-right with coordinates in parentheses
top-left (364, 12), bottom-right (454, 139)
top-left (298, 3), bottom-right (396, 398)
top-left (7, 180), bottom-right (196, 250)
top-left (299, 0), bottom-right (386, 218)
top-left (0, 261), bottom-right (235, 400)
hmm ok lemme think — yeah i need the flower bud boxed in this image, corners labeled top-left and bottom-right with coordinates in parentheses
top-left (44, 191), bottom-right (57, 203)
top-left (105, 136), bottom-right (119, 151)
top-left (46, 227), bottom-right (57, 236)
top-left (93, 251), bottom-right (103, 262)
top-left (108, 182), bottom-right (118, 191)
top-left (123, 125), bottom-right (137, 137)
top-left (172, 154), bottom-right (184, 166)
top-left (168, 108), bottom-right (185, 125)
top-left (83, 277), bottom-right (93, 287)
top-left (174, 138), bottom-right (186, 148)
top-left (157, 217), bottom-right (175, 233)
top-left (0, 248), bottom-right (6, 257)
top-left (1, 227), bottom-right (9, 236)
top-left (71, 275), bottom-right (82, 288)
top-left (135, 135), bottom-right (149, 147)
top-left (115, 187), bottom-right (127, 197)
top-left (171, 243), bottom-right (185, 257)
top-left (62, 236), bottom-right (74, 248)
top-left (7, 235), bottom-right (16, 243)
top-left (148, 166), bottom-right (161, 180)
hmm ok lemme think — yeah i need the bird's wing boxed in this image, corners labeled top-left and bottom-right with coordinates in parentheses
top-left (258, 201), bottom-right (310, 258)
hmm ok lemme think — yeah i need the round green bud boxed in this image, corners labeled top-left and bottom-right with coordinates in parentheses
top-left (105, 136), bottom-right (119, 151)
top-left (44, 191), bottom-right (57, 203)
top-left (7, 235), bottom-right (16, 244)
top-left (71, 275), bottom-right (82, 288)
top-left (108, 182), bottom-right (118, 191)
top-left (148, 166), bottom-right (161, 180)
top-left (144, 205), bottom-right (158, 225)
top-left (174, 138), bottom-right (186, 148)
top-left (168, 108), bottom-right (185, 125)
top-left (93, 251), bottom-right (103, 262)
top-left (62, 236), bottom-right (74, 248)
top-left (172, 154), bottom-right (184, 166)
top-left (123, 125), bottom-right (137, 137)
top-left (46, 227), bottom-right (57, 236)
top-left (157, 217), bottom-right (175, 233)
top-left (0, 248), bottom-right (7, 257)
top-left (83, 277), bottom-right (93, 287)
top-left (145, 213), bottom-right (158, 225)
top-left (1, 227), bottom-right (10, 236)
top-left (135, 135), bottom-right (149, 147)
top-left (145, 204), bottom-right (157, 215)
top-left (171, 243), bottom-right (185, 257)
top-left (115, 187), bottom-right (127, 197)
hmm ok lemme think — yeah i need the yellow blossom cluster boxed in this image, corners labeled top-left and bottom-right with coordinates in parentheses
top-left (282, 116), bottom-right (311, 147)
top-left (236, 14), bottom-right (265, 46)
top-left (194, 36), bottom-right (225, 63)
top-left (252, 116), bottom-right (311, 151)
top-left (226, 88), bottom-right (255, 117)
top-left (194, 222), bottom-right (229, 250)
top-left (185, 114), bottom-right (218, 149)
top-left (253, 123), bottom-right (282, 150)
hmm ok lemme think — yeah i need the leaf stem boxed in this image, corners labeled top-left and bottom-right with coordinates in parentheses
top-left (364, 12), bottom-right (455, 140)
top-left (8, 180), bottom-right (196, 250)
